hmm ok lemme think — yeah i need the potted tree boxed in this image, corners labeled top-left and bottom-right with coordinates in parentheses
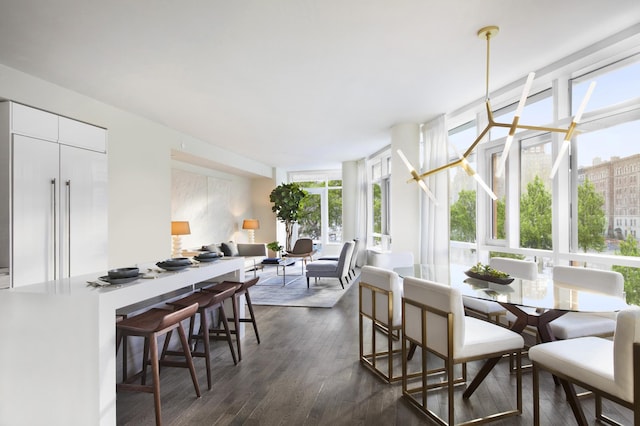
top-left (266, 241), bottom-right (284, 258)
top-left (269, 182), bottom-right (308, 251)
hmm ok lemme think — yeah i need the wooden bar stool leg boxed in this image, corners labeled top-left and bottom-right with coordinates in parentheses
top-left (200, 308), bottom-right (212, 390)
top-left (149, 333), bottom-right (163, 426)
top-left (177, 320), bottom-right (201, 397)
top-left (231, 294), bottom-right (241, 361)
top-left (216, 304), bottom-right (238, 365)
top-left (244, 291), bottom-right (260, 344)
top-left (141, 336), bottom-right (151, 385)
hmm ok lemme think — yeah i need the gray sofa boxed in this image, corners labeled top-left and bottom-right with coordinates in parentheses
top-left (202, 241), bottom-right (268, 273)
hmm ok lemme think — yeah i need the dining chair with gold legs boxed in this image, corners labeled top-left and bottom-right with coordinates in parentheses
top-left (402, 276), bottom-right (524, 425)
top-left (359, 265), bottom-right (404, 383)
top-left (530, 307), bottom-right (640, 426)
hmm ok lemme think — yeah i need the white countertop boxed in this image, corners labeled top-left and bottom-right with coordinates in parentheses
top-left (0, 257), bottom-right (245, 426)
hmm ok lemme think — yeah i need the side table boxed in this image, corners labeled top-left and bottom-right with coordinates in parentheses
top-left (262, 258), bottom-right (297, 286)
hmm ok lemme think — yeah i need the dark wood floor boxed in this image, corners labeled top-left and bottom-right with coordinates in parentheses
top-left (117, 272), bottom-right (633, 425)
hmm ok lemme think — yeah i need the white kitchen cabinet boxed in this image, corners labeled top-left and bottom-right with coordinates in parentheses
top-left (0, 102), bottom-right (108, 287)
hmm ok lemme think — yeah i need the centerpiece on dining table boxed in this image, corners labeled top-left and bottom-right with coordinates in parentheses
top-left (464, 262), bottom-right (514, 285)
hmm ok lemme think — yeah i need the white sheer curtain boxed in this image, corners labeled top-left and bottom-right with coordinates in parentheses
top-left (354, 158), bottom-right (368, 266)
top-left (421, 115), bottom-right (450, 267)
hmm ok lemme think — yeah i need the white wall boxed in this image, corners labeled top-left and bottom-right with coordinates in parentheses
top-left (0, 64), bottom-right (275, 269)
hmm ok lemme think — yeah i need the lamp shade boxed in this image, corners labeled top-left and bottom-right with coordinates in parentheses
top-left (242, 219), bottom-right (260, 230)
top-left (171, 221), bottom-right (191, 236)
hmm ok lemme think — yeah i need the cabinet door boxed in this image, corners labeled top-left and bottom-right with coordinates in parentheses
top-left (11, 103), bottom-right (58, 141)
top-left (59, 145), bottom-right (108, 278)
top-left (59, 116), bottom-right (106, 152)
top-left (12, 135), bottom-right (60, 287)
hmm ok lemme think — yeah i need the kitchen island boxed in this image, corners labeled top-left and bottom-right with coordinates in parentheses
top-left (0, 257), bottom-right (245, 426)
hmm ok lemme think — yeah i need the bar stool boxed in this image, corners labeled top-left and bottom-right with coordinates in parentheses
top-left (162, 284), bottom-right (240, 390)
top-left (116, 303), bottom-right (201, 426)
top-left (202, 277), bottom-right (261, 361)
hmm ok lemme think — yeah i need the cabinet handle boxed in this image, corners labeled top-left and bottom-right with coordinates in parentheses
top-left (51, 178), bottom-right (57, 280)
top-left (66, 180), bottom-right (71, 277)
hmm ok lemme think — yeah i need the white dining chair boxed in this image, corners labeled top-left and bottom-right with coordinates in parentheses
top-left (359, 265), bottom-right (403, 382)
top-left (402, 276), bottom-right (524, 425)
top-left (529, 307), bottom-right (640, 425)
top-left (462, 257), bottom-right (538, 324)
top-left (371, 251), bottom-right (414, 270)
top-left (548, 266), bottom-right (624, 340)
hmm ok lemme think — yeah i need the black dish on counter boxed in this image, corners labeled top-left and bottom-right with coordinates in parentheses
top-left (160, 258), bottom-right (192, 267)
top-left (99, 274), bottom-right (142, 285)
top-left (108, 267), bottom-right (140, 279)
top-left (194, 252), bottom-right (220, 262)
top-left (156, 261), bottom-right (191, 271)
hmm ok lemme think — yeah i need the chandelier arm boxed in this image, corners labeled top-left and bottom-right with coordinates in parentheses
top-left (418, 158), bottom-right (464, 179)
top-left (461, 125), bottom-right (491, 159)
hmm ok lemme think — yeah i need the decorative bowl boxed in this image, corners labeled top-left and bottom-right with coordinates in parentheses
top-left (156, 261), bottom-right (191, 271)
top-left (194, 253), bottom-right (220, 262)
top-left (195, 251), bottom-right (219, 259)
top-left (108, 267), bottom-right (140, 279)
top-left (464, 269), bottom-right (514, 285)
top-left (161, 258), bottom-right (192, 267)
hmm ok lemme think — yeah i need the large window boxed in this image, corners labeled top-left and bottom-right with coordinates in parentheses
top-left (452, 42), bottom-right (640, 303)
top-left (290, 171), bottom-right (342, 249)
top-left (370, 153), bottom-right (391, 248)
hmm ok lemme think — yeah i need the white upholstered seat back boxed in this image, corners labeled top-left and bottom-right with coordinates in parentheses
top-left (613, 307), bottom-right (640, 401)
top-left (403, 277), bottom-right (465, 357)
top-left (553, 266), bottom-right (624, 297)
top-left (374, 251), bottom-right (414, 270)
top-left (360, 265), bottom-right (403, 327)
top-left (489, 257), bottom-right (537, 281)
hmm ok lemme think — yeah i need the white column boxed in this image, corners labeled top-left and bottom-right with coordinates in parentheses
top-left (341, 160), bottom-right (358, 242)
top-left (390, 123), bottom-right (421, 258)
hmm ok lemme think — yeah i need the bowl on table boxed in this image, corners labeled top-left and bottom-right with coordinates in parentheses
top-left (194, 252), bottom-right (220, 262)
top-left (156, 258), bottom-right (192, 271)
top-left (107, 267), bottom-right (140, 279)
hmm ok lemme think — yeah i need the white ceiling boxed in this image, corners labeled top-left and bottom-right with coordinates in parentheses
top-left (0, 1), bottom-right (638, 173)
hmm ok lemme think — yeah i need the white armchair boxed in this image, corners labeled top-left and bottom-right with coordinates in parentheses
top-left (529, 307), bottom-right (640, 425)
top-left (462, 257), bottom-right (538, 324)
top-left (548, 266), bottom-right (624, 340)
top-left (402, 276), bottom-right (524, 425)
top-left (359, 265), bottom-right (403, 382)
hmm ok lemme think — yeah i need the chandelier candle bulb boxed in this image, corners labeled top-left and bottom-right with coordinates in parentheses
top-left (396, 149), bottom-right (438, 204)
top-left (496, 72), bottom-right (536, 178)
top-left (549, 81), bottom-right (596, 179)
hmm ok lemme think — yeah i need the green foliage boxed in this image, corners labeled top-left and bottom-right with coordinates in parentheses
top-left (520, 175), bottom-right (552, 249)
top-left (489, 251), bottom-right (525, 260)
top-left (613, 234), bottom-right (640, 306)
top-left (298, 193), bottom-right (320, 239)
top-left (450, 189), bottom-right (476, 242)
top-left (372, 183), bottom-right (382, 234)
top-left (266, 241), bottom-right (283, 254)
top-left (495, 197), bottom-right (506, 239)
top-left (577, 177), bottom-right (606, 253)
top-left (269, 183), bottom-right (309, 251)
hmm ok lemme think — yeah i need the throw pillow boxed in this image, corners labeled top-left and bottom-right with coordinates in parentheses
top-left (202, 244), bottom-right (223, 256)
top-left (221, 241), bottom-right (239, 257)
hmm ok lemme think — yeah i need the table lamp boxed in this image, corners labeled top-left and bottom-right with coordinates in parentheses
top-left (171, 221), bottom-right (191, 257)
top-left (242, 219), bottom-right (259, 244)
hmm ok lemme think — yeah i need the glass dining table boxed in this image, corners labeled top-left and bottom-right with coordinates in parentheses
top-left (395, 263), bottom-right (630, 425)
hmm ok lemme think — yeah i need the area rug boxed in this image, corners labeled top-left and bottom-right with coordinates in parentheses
top-left (249, 267), bottom-right (357, 308)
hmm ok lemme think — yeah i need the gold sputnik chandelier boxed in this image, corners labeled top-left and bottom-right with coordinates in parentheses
top-left (399, 25), bottom-right (595, 200)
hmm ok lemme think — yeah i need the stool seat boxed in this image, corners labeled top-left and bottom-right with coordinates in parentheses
top-left (202, 277), bottom-right (261, 361)
top-left (116, 302), bottom-right (200, 426)
top-left (164, 284), bottom-right (240, 390)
